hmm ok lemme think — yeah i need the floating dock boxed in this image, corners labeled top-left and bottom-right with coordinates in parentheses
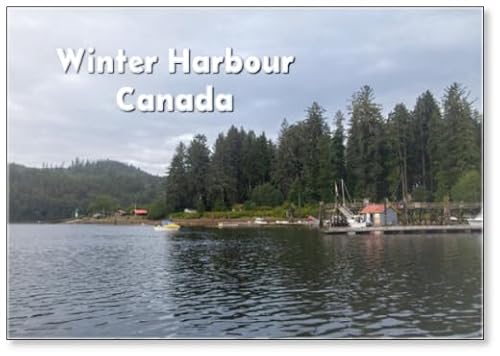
top-left (322, 224), bottom-right (482, 235)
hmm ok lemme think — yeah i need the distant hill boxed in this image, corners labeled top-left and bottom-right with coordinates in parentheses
top-left (8, 160), bottom-right (163, 222)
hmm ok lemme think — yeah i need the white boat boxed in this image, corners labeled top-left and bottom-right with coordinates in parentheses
top-left (153, 219), bottom-right (181, 231)
top-left (347, 216), bottom-right (367, 228)
top-left (254, 217), bottom-right (268, 225)
top-left (467, 212), bottom-right (483, 227)
top-left (217, 222), bottom-right (240, 228)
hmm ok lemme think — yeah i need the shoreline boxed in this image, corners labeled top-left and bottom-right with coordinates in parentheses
top-left (64, 216), bottom-right (159, 225)
top-left (13, 216), bottom-right (481, 232)
top-left (22, 215), bottom-right (314, 228)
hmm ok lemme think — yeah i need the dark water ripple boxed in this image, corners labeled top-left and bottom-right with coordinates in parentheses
top-left (8, 224), bottom-right (482, 338)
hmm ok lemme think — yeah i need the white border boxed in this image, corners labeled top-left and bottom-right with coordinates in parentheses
top-left (1, 1), bottom-right (497, 355)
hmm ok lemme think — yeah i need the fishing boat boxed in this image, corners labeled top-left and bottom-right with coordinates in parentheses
top-left (332, 179), bottom-right (367, 228)
top-left (153, 219), bottom-right (181, 231)
top-left (467, 212), bottom-right (483, 227)
top-left (347, 216), bottom-right (367, 228)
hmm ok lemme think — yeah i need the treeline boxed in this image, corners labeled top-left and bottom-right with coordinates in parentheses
top-left (8, 83), bottom-right (482, 221)
top-left (165, 83), bottom-right (482, 213)
top-left (9, 159), bottom-right (162, 222)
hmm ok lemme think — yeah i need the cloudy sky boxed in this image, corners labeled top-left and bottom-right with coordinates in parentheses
top-left (7, 7), bottom-right (482, 175)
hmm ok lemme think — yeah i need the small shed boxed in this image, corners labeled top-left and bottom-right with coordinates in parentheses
top-left (360, 204), bottom-right (398, 226)
top-left (115, 209), bottom-right (128, 216)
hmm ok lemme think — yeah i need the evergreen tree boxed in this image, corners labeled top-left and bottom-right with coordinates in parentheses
top-left (272, 119), bottom-right (307, 198)
top-left (412, 90), bottom-right (442, 199)
top-left (241, 130), bottom-right (259, 196)
top-left (346, 85), bottom-right (387, 201)
top-left (186, 135), bottom-right (210, 209)
top-left (255, 133), bottom-right (274, 185)
top-left (165, 142), bottom-right (188, 211)
top-left (287, 177), bottom-right (304, 208)
top-left (332, 110), bottom-right (347, 183)
top-left (302, 102), bottom-right (329, 202)
top-left (435, 83), bottom-right (480, 199)
top-left (224, 126), bottom-right (245, 204)
top-left (386, 103), bottom-right (412, 201)
top-left (241, 131), bottom-right (274, 196)
top-left (207, 133), bottom-right (235, 210)
top-left (317, 134), bottom-right (334, 202)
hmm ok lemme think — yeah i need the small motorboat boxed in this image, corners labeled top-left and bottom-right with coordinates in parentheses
top-left (217, 222), bottom-right (240, 228)
top-left (254, 217), bottom-right (268, 225)
top-left (154, 219), bottom-right (181, 231)
top-left (467, 212), bottom-right (483, 227)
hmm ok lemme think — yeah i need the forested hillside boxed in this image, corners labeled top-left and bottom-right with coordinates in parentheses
top-left (9, 160), bottom-right (162, 222)
top-left (165, 83), bottom-right (482, 213)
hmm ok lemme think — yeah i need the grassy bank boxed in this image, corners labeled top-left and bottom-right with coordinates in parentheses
top-left (59, 204), bottom-right (319, 227)
top-left (169, 204), bottom-right (318, 220)
top-left (65, 215), bottom-right (159, 225)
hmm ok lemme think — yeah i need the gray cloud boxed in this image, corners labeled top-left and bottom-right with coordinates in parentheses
top-left (7, 8), bottom-right (482, 175)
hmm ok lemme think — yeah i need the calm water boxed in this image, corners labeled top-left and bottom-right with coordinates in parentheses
top-left (8, 224), bottom-right (482, 338)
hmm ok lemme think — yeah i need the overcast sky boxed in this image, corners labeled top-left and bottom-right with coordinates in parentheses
top-left (7, 7), bottom-right (482, 175)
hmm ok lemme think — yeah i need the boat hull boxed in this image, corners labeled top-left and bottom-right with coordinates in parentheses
top-left (154, 224), bottom-right (181, 231)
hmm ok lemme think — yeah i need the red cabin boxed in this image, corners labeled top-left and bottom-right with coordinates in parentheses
top-left (133, 209), bottom-right (148, 216)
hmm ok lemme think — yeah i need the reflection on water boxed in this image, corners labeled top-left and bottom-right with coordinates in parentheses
top-left (8, 224), bottom-right (482, 338)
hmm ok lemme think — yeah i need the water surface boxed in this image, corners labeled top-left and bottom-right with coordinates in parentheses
top-left (8, 224), bottom-right (482, 338)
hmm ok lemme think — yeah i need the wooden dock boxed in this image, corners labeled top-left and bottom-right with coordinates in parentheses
top-left (322, 224), bottom-right (482, 235)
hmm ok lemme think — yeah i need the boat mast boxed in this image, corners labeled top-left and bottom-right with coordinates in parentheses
top-left (333, 181), bottom-right (337, 208)
top-left (341, 179), bottom-right (346, 207)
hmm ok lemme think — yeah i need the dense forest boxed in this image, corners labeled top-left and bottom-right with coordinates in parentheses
top-left (9, 160), bottom-right (162, 222)
top-left (9, 83), bottom-right (481, 222)
top-left (165, 83), bottom-right (482, 214)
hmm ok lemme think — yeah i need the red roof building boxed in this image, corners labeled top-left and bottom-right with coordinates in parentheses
top-left (133, 209), bottom-right (148, 216)
top-left (360, 204), bottom-right (386, 214)
top-left (360, 204), bottom-right (398, 226)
